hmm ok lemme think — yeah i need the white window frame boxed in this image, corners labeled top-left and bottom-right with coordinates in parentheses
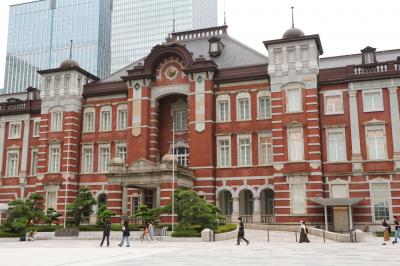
top-left (287, 46), bottom-right (296, 63)
top-left (300, 45), bottom-right (309, 61)
top-left (329, 180), bottom-right (349, 198)
top-left (364, 52), bottom-right (375, 64)
top-left (46, 190), bottom-right (58, 211)
top-left (100, 106), bottom-right (112, 132)
top-left (288, 126), bottom-right (304, 161)
top-left (236, 92), bottom-right (251, 121)
top-left (362, 89), bottom-right (383, 112)
top-left (365, 125), bottom-right (387, 160)
top-left (117, 104), bottom-right (128, 130)
top-left (50, 111), bottom-right (63, 132)
top-left (290, 179), bottom-right (307, 215)
top-left (286, 87), bottom-right (302, 113)
top-left (64, 74), bottom-right (70, 89)
top-left (216, 94), bottom-right (230, 123)
top-left (217, 136), bottom-right (231, 167)
top-left (326, 127), bottom-right (347, 162)
top-left (30, 148), bottom-right (39, 176)
top-left (237, 134), bottom-right (252, 167)
top-left (55, 75), bottom-right (61, 90)
top-left (174, 146), bottom-right (189, 167)
top-left (48, 144), bottom-right (61, 173)
top-left (98, 144), bottom-right (111, 173)
top-left (81, 145), bottom-right (94, 174)
top-left (257, 90), bottom-right (271, 119)
top-left (8, 122), bottom-right (21, 139)
top-left (6, 149), bottom-right (19, 177)
top-left (273, 48), bottom-right (283, 64)
top-left (116, 142), bottom-right (127, 164)
top-left (324, 91), bottom-right (344, 115)
top-left (32, 119), bottom-right (40, 137)
top-left (258, 132), bottom-right (273, 166)
top-left (370, 180), bottom-right (392, 222)
top-left (83, 107), bottom-right (95, 133)
top-left (45, 77), bottom-right (52, 90)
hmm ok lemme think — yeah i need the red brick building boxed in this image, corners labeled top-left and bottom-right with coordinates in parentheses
top-left (1, 25), bottom-right (400, 232)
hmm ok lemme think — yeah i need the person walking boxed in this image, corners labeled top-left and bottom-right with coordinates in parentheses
top-left (100, 219), bottom-right (111, 247)
top-left (299, 220), bottom-right (310, 243)
top-left (118, 221), bottom-right (131, 247)
top-left (148, 221), bottom-right (155, 241)
top-left (381, 218), bottom-right (390, 245)
top-left (236, 217), bottom-right (249, 245)
top-left (141, 223), bottom-right (150, 242)
top-left (393, 216), bottom-right (399, 244)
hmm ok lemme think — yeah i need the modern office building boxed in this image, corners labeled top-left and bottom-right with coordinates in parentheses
top-left (111, 0), bottom-right (218, 72)
top-left (3, 0), bottom-right (112, 94)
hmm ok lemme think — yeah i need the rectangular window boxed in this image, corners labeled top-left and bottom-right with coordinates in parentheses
top-left (327, 129), bottom-right (346, 161)
top-left (218, 137), bottom-right (231, 167)
top-left (6, 151), bottom-right (19, 177)
top-left (366, 127), bottom-right (386, 160)
top-left (173, 110), bottom-right (188, 131)
top-left (33, 120), bottom-right (40, 137)
top-left (99, 145), bottom-right (110, 172)
top-left (174, 147), bottom-right (189, 167)
top-left (258, 96), bottom-right (271, 119)
top-left (77, 76), bottom-right (82, 88)
top-left (100, 109), bottom-right (112, 131)
top-left (238, 136), bottom-right (251, 166)
top-left (288, 127), bottom-right (304, 161)
top-left (8, 122), bottom-right (21, 139)
top-left (46, 191), bottom-right (57, 210)
top-left (51, 111), bottom-right (62, 132)
top-left (259, 133), bottom-right (273, 165)
top-left (301, 46), bottom-right (309, 61)
top-left (287, 47), bottom-right (296, 62)
top-left (291, 183), bottom-right (306, 214)
top-left (55, 76), bottom-right (61, 90)
top-left (116, 143), bottom-right (127, 163)
top-left (64, 75), bottom-right (70, 89)
top-left (83, 111), bottom-right (95, 132)
top-left (49, 145), bottom-right (60, 173)
top-left (363, 90), bottom-right (383, 112)
top-left (81, 146), bottom-right (93, 173)
top-left (218, 100), bottom-right (229, 122)
top-left (238, 98), bottom-right (250, 120)
top-left (364, 52), bottom-right (374, 64)
top-left (132, 197), bottom-right (140, 213)
top-left (30, 149), bottom-right (39, 176)
top-left (274, 49), bottom-right (282, 64)
top-left (325, 93), bottom-right (343, 114)
top-left (45, 78), bottom-right (51, 90)
top-left (287, 88), bottom-right (301, 112)
top-left (117, 107), bottom-right (128, 130)
top-left (371, 183), bottom-right (390, 221)
top-left (331, 184), bottom-right (348, 198)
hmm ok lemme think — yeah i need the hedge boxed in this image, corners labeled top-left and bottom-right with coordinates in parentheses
top-left (215, 223), bottom-right (236, 234)
top-left (171, 230), bottom-right (201, 237)
top-left (375, 232), bottom-right (395, 237)
top-left (0, 230), bottom-right (20, 238)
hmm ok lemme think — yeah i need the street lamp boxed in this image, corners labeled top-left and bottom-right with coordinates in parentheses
top-left (63, 130), bottom-right (71, 229)
top-left (171, 122), bottom-right (175, 233)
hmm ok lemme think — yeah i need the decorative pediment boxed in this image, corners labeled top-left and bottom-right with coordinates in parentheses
top-left (129, 158), bottom-right (157, 169)
top-left (286, 120), bottom-right (303, 128)
top-left (362, 119), bottom-right (387, 126)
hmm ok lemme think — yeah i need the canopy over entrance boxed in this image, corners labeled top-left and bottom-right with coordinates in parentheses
top-left (310, 197), bottom-right (363, 232)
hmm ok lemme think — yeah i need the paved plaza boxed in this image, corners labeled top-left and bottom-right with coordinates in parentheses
top-left (0, 230), bottom-right (399, 266)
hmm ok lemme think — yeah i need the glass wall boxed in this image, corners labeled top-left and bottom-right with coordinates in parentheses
top-left (4, 0), bottom-right (112, 94)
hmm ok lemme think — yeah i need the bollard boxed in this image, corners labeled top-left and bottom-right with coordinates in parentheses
top-left (354, 230), bottom-right (357, 242)
top-left (267, 229), bottom-right (270, 243)
top-left (295, 230), bottom-right (298, 242)
top-left (323, 230), bottom-right (325, 242)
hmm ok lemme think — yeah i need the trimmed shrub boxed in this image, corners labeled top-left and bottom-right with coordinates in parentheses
top-left (171, 230), bottom-right (200, 237)
top-left (0, 230), bottom-right (20, 238)
top-left (375, 231), bottom-right (395, 237)
top-left (29, 225), bottom-right (63, 232)
top-left (215, 223), bottom-right (237, 234)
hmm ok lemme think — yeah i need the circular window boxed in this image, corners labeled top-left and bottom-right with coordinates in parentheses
top-left (166, 66), bottom-right (178, 80)
top-left (196, 75), bottom-right (204, 83)
top-left (134, 83), bottom-right (141, 90)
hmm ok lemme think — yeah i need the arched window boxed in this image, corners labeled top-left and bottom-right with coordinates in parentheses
top-left (98, 193), bottom-right (107, 207)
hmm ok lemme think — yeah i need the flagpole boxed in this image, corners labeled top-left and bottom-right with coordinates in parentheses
top-left (63, 130), bottom-right (71, 229)
top-left (171, 122), bottom-right (175, 233)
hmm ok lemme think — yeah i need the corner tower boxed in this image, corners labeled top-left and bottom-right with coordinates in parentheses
top-left (264, 19), bottom-right (324, 223)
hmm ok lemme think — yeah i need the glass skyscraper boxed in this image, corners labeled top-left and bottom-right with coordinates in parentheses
top-left (4, 0), bottom-right (112, 94)
top-left (111, 0), bottom-right (218, 72)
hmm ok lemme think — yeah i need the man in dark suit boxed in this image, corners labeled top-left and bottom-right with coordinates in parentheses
top-left (100, 219), bottom-right (111, 247)
top-left (236, 217), bottom-right (249, 245)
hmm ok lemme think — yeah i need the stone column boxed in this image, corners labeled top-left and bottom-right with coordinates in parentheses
top-left (389, 87), bottom-right (400, 169)
top-left (348, 90), bottom-right (362, 172)
top-left (0, 122), bottom-right (5, 179)
top-left (253, 197), bottom-right (261, 223)
top-left (121, 185), bottom-right (128, 220)
top-left (19, 120), bottom-right (30, 199)
top-left (231, 197), bottom-right (239, 221)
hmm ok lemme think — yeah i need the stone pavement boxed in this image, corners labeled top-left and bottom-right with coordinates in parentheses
top-left (0, 230), bottom-right (399, 266)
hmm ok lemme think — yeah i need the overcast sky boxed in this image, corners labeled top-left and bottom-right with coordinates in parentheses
top-left (0, 0), bottom-right (399, 89)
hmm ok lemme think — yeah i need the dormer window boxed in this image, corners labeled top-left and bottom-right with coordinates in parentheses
top-left (208, 37), bottom-right (223, 57)
top-left (361, 46), bottom-right (377, 64)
